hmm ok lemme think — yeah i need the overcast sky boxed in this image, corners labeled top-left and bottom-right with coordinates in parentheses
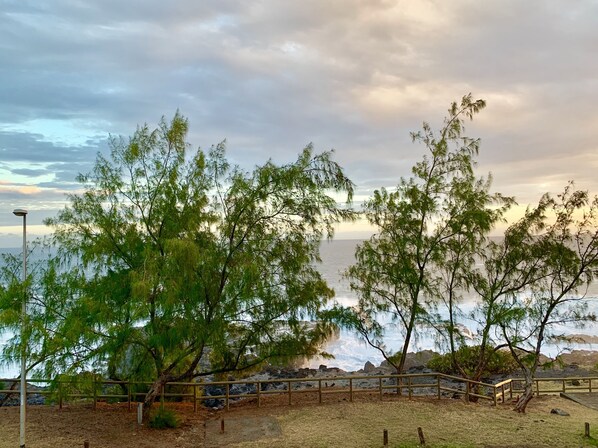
top-left (1, 0), bottom-right (597, 246)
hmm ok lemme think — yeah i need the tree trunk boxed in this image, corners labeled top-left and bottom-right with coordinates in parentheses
top-left (514, 372), bottom-right (534, 413)
top-left (142, 378), bottom-right (165, 423)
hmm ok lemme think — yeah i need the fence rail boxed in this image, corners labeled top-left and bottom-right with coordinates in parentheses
top-left (2, 373), bottom-right (597, 412)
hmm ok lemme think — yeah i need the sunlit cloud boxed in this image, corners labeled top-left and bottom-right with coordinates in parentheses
top-left (1, 0), bottom-right (598, 244)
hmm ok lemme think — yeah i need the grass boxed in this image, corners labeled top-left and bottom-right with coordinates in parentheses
top-left (1, 394), bottom-right (597, 447)
top-left (149, 406), bottom-right (180, 429)
top-left (227, 395), bottom-right (598, 447)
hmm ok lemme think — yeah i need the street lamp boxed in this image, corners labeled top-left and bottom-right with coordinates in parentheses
top-left (13, 208), bottom-right (27, 448)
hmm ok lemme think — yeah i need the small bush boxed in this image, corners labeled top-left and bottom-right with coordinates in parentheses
top-left (149, 406), bottom-right (180, 429)
top-left (427, 345), bottom-right (518, 377)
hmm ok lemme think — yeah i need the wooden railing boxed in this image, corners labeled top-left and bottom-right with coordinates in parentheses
top-left (2, 374), bottom-right (596, 411)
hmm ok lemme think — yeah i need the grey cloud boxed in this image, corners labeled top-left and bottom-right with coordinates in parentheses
top-left (9, 168), bottom-right (48, 177)
top-left (0, 131), bottom-right (104, 164)
top-left (1, 0), bottom-right (598, 235)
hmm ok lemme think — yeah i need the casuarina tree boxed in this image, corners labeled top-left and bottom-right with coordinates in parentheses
top-left (338, 94), bottom-right (505, 373)
top-left (2, 112), bottom-right (354, 420)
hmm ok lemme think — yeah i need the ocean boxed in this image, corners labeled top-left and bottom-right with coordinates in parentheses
top-left (1, 240), bottom-right (598, 377)
top-left (312, 239), bottom-right (598, 371)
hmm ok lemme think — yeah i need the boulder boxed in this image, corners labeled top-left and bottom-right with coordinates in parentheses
top-left (363, 361), bottom-right (376, 373)
top-left (550, 408), bottom-right (570, 416)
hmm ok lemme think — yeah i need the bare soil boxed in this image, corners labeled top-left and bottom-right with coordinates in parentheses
top-left (1, 390), bottom-right (598, 447)
top-left (2, 352), bottom-right (598, 448)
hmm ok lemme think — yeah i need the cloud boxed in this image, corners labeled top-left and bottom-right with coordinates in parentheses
top-left (1, 0), bottom-right (598, 245)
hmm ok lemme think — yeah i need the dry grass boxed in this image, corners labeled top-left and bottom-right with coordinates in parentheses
top-left (227, 396), bottom-right (598, 448)
top-left (1, 395), bottom-right (598, 447)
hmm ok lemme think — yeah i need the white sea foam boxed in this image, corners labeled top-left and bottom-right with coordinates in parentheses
top-left (2, 240), bottom-right (598, 377)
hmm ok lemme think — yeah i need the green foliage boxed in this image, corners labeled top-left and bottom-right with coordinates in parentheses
top-left (427, 346), bottom-right (518, 377)
top-left (0, 112), bottom-right (355, 415)
top-left (341, 94), bottom-right (504, 373)
top-left (149, 406), bottom-right (180, 429)
top-left (47, 372), bottom-right (101, 404)
top-left (492, 184), bottom-right (598, 411)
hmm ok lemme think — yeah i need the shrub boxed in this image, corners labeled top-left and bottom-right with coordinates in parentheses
top-left (149, 406), bottom-right (180, 429)
top-left (427, 345), bottom-right (518, 377)
top-left (47, 372), bottom-right (102, 405)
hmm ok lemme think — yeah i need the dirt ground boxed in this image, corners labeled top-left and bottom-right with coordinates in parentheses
top-left (1, 390), bottom-right (597, 448)
top-left (2, 351), bottom-right (598, 448)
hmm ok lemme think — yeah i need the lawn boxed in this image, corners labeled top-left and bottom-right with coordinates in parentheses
top-left (1, 394), bottom-right (598, 447)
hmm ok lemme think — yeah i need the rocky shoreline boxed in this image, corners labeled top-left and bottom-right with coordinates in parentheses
top-left (201, 349), bottom-right (598, 408)
top-left (2, 349), bottom-right (597, 409)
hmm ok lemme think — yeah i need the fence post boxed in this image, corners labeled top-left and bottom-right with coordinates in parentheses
top-left (562, 379), bottom-right (566, 394)
top-left (465, 381), bottom-right (470, 402)
top-left (437, 375), bottom-right (441, 400)
top-left (257, 381), bottom-right (261, 408)
top-left (128, 383), bottom-right (132, 411)
top-left (288, 381), bottom-right (292, 405)
top-left (226, 383), bottom-right (230, 411)
top-left (318, 379), bottom-right (322, 404)
top-left (193, 384), bottom-right (197, 413)
top-left (137, 403), bottom-right (143, 425)
top-left (383, 429), bottom-right (388, 446)
top-left (408, 376), bottom-right (412, 400)
top-left (93, 377), bottom-right (97, 410)
top-left (585, 422), bottom-right (591, 438)
top-left (349, 378), bottom-right (353, 402)
top-left (590, 379), bottom-right (593, 393)
top-left (379, 377), bottom-right (383, 400)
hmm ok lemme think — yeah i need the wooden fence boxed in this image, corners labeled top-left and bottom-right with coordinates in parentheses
top-left (1, 373), bottom-right (596, 412)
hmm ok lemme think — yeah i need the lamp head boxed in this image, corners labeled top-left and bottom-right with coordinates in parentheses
top-left (13, 208), bottom-right (28, 217)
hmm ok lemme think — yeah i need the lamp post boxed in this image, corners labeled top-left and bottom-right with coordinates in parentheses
top-left (13, 208), bottom-right (27, 448)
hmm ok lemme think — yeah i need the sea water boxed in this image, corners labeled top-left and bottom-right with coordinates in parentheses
top-left (307, 239), bottom-right (598, 371)
top-left (1, 241), bottom-right (597, 377)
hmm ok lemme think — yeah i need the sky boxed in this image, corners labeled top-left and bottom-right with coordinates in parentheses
top-left (1, 0), bottom-right (598, 247)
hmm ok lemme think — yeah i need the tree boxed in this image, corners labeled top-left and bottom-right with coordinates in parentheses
top-left (339, 94), bottom-right (504, 373)
top-left (4, 112), bottom-right (354, 420)
top-left (497, 185), bottom-right (598, 412)
top-left (456, 200), bottom-right (549, 386)
top-left (0, 241), bottom-right (74, 379)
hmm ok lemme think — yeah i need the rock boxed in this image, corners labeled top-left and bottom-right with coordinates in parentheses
top-left (550, 408), bottom-right (570, 416)
top-left (363, 361), bottom-right (376, 373)
top-left (318, 364), bottom-right (327, 370)
top-left (571, 379), bottom-right (581, 386)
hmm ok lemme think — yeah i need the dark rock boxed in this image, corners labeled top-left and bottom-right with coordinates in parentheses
top-left (318, 364), bottom-right (327, 370)
top-left (203, 398), bottom-right (223, 408)
top-left (571, 379), bottom-right (581, 386)
top-left (550, 408), bottom-right (570, 416)
top-left (364, 361), bottom-right (376, 373)
top-left (204, 386), bottom-right (224, 396)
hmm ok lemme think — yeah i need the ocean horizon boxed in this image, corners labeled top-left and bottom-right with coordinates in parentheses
top-left (1, 239), bottom-right (598, 377)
